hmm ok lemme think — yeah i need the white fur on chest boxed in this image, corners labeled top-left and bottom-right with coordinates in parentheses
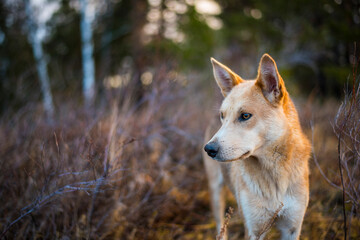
top-left (222, 160), bottom-right (304, 224)
top-left (221, 160), bottom-right (286, 203)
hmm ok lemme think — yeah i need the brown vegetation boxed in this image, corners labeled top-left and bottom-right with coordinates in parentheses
top-left (0, 69), bottom-right (359, 239)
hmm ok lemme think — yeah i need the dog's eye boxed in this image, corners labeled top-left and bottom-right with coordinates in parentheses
top-left (220, 112), bottom-right (224, 119)
top-left (239, 113), bottom-right (252, 121)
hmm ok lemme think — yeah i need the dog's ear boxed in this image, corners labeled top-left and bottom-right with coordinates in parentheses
top-left (256, 54), bottom-right (285, 105)
top-left (211, 58), bottom-right (244, 97)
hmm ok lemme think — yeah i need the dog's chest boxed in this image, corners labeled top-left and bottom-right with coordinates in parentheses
top-left (220, 159), bottom-right (286, 202)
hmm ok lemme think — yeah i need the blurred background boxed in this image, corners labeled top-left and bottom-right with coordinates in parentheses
top-left (0, 0), bottom-right (359, 239)
top-left (1, 0), bottom-right (360, 111)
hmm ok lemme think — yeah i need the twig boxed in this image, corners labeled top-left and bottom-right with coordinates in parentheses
top-left (0, 207), bottom-right (37, 239)
top-left (311, 122), bottom-right (343, 191)
top-left (86, 104), bottom-right (118, 239)
top-left (256, 202), bottom-right (284, 240)
top-left (335, 43), bottom-right (360, 240)
top-left (0, 180), bottom-right (105, 239)
top-left (338, 131), bottom-right (347, 240)
top-left (216, 207), bottom-right (234, 240)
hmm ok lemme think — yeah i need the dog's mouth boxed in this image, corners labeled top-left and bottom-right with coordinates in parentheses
top-left (215, 151), bottom-right (251, 162)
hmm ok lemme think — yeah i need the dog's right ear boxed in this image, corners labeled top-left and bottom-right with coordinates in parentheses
top-left (211, 58), bottom-right (244, 97)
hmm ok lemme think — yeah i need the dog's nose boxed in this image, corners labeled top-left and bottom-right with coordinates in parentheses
top-left (204, 142), bottom-right (219, 158)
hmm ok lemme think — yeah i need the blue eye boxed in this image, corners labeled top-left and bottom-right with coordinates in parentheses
top-left (239, 113), bottom-right (252, 121)
top-left (220, 112), bottom-right (224, 119)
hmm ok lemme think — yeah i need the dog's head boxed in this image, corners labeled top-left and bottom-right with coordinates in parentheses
top-left (204, 54), bottom-right (290, 162)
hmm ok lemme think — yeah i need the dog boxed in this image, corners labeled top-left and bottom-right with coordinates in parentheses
top-left (203, 54), bottom-right (311, 240)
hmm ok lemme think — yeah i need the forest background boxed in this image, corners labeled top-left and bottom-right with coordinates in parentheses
top-left (0, 0), bottom-right (360, 239)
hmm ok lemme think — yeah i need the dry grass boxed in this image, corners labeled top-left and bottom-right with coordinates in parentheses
top-left (0, 69), bottom-right (359, 239)
top-left (216, 207), bottom-right (234, 240)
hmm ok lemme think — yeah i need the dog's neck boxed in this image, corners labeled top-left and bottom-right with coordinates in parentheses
top-left (241, 127), bottom-right (295, 202)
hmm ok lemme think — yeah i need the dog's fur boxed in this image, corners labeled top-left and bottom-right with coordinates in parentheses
top-left (203, 54), bottom-right (311, 240)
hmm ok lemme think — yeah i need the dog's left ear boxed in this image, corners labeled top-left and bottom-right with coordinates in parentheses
top-left (256, 54), bottom-right (285, 105)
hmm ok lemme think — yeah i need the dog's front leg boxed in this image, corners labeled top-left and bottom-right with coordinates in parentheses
top-left (203, 157), bottom-right (226, 237)
top-left (276, 211), bottom-right (307, 239)
top-left (276, 214), bottom-right (304, 240)
top-left (276, 195), bottom-right (308, 240)
top-left (209, 177), bottom-right (226, 237)
top-left (238, 192), bottom-right (272, 240)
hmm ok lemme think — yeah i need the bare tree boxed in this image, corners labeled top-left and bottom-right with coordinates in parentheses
top-left (80, 0), bottom-right (96, 106)
top-left (25, 0), bottom-right (55, 118)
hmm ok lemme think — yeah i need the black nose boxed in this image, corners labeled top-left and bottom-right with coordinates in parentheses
top-left (204, 142), bottom-right (219, 158)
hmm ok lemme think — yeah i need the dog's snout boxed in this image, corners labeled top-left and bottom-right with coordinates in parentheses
top-left (204, 142), bottom-right (219, 158)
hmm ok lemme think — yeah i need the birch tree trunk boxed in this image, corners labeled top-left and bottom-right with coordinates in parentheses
top-left (25, 0), bottom-right (54, 118)
top-left (80, 0), bottom-right (96, 106)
